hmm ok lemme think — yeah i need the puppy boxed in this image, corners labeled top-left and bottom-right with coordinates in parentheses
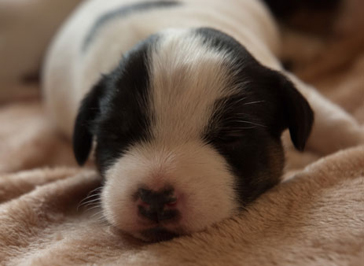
top-left (43, 0), bottom-right (364, 242)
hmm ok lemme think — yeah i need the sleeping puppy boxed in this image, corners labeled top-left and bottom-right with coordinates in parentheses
top-left (43, 0), bottom-right (364, 242)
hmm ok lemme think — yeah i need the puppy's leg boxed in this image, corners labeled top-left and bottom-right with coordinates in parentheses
top-left (287, 73), bottom-right (364, 155)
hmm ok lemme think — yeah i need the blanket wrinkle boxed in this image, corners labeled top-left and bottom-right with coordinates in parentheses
top-left (0, 168), bottom-right (82, 203)
top-left (1, 0), bottom-right (364, 265)
top-left (0, 170), bottom-right (101, 265)
top-left (0, 102), bottom-right (77, 174)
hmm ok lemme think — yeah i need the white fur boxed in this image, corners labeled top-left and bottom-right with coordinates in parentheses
top-left (150, 30), bottom-right (234, 143)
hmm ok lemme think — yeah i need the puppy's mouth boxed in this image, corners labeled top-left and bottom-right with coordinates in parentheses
top-left (140, 227), bottom-right (180, 242)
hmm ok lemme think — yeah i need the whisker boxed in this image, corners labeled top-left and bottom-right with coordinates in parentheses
top-left (78, 187), bottom-right (102, 202)
top-left (219, 126), bottom-right (258, 131)
top-left (90, 210), bottom-right (103, 218)
top-left (91, 211), bottom-right (107, 223)
top-left (77, 191), bottom-right (102, 211)
top-left (243, 100), bottom-right (265, 105)
top-left (235, 120), bottom-right (266, 128)
top-left (80, 186), bottom-right (102, 200)
top-left (80, 192), bottom-right (100, 202)
top-left (230, 96), bottom-right (247, 104)
top-left (82, 198), bottom-right (101, 207)
top-left (78, 196), bottom-right (100, 210)
top-left (86, 204), bottom-right (102, 213)
top-left (221, 118), bottom-right (266, 128)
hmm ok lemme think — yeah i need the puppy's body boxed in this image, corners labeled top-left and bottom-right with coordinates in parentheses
top-left (43, 0), bottom-right (364, 242)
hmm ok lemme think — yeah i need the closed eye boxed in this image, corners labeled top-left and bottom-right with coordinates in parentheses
top-left (222, 118), bottom-right (266, 129)
top-left (207, 118), bottom-right (266, 147)
top-left (216, 133), bottom-right (244, 145)
top-left (207, 127), bottom-right (247, 146)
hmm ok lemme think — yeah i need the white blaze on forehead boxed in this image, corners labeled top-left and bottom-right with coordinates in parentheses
top-left (149, 29), bottom-right (233, 143)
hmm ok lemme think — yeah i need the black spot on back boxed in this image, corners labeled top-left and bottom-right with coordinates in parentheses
top-left (261, 0), bottom-right (341, 35)
top-left (83, 0), bottom-right (181, 51)
top-left (261, 0), bottom-right (341, 18)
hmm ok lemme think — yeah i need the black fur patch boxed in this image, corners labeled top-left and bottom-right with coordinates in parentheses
top-left (83, 0), bottom-right (181, 51)
top-left (196, 27), bottom-right (313, 205)
top-left (262, 0), bottom-right (341, 18)
top-left (73, 35), bottom-right (159, 174)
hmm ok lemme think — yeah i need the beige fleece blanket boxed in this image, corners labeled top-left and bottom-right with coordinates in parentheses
top-left (1, 1), bottom-right (364, 265)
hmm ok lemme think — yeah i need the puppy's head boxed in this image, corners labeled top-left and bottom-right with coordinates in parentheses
top-left (73, 28), bottom-right (313, 242)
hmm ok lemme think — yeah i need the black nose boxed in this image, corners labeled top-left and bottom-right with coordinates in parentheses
top-left (137, 188), bottom-right (178, 222)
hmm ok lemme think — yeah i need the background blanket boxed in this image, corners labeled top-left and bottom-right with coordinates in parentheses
top-left (1, 0), bottom-right (364, 265)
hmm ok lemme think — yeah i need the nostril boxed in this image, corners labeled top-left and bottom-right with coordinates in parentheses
top-left (165, 198), bottom-right (177, 207)
top-left (138, 188), bottom-right (152, 204)
top-left (139, 200), bottom-right (150, 208)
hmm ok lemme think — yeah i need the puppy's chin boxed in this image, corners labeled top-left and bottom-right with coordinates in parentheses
top-left (135, 227), bottom-right (182, 243)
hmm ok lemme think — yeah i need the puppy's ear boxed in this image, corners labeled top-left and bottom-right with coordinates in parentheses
top-left (277, 75), bottom-right (314, 151)
top-left (73, 78), bottom-right (105, 165)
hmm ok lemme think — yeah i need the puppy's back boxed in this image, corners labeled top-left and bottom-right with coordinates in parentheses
top-left (42, 0), bottom-right (279, 138)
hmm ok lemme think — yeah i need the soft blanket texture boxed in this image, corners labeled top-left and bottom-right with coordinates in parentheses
top-left (1, 1), bottom-right (364, 265)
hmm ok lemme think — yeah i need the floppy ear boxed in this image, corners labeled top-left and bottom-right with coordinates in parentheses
top-left (278, 75), bottom-right (314, 151)
top-left (73, 79), bottom-right (105, 165)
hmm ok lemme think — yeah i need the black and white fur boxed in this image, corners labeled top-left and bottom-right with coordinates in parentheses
top-left (43, 0), bottom-right (364, 242)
